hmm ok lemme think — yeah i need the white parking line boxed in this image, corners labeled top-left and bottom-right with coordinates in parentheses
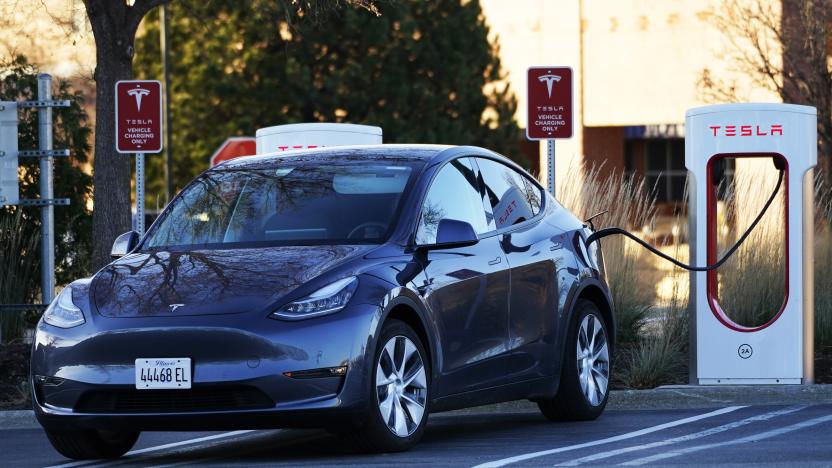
top-left (621, 413), bottom-right (832, 466)
top-left (44, 430), bottom-right (255, 468)
top-left (470, 406), bottom-right (745, 468)
top-left (555, 405), bottom-right (806, 466)
top-left (145, 432), bottom-right (325, 468)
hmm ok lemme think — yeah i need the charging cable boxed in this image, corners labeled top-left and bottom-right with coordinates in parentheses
top-left (585, 168), bottom-right (784, 272)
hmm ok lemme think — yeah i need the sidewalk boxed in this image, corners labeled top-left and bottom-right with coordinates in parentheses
top-left (4, 384), bottom-right (831, 430)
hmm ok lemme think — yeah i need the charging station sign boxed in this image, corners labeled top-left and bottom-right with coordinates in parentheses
top-left (115, 80), bottom-right (162, 153)
top-left (526, 67), bottom-right (573, 140)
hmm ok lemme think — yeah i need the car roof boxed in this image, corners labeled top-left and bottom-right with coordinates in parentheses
top-left (214, 144), bottom-right (453, 170)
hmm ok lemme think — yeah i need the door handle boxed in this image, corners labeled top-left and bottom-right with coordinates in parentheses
top-left (488, 256), bottom-right (502, 266)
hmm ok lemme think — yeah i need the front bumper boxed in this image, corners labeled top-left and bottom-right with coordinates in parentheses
top-left (31, 303), bottom-right (381, 432)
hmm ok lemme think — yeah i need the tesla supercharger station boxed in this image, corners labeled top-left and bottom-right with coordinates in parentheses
top-left (687, 103), bottom-right (816, 385)
top-left (255, 123), bottom-right (382, 154)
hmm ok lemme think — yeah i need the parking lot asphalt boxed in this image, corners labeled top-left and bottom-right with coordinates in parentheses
top-left (2, 403), bottom-right (831, 467)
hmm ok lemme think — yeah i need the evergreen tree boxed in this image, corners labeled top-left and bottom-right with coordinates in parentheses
top-left (135, 0), bottom-right (522, 200)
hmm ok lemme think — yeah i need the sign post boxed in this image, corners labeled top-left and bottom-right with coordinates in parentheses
top-left (37, 75), bottom-right (56, 302)
top-left (116, 80), bottom-right (163, 236)
top-left (526, 66), bottom-right (573, 196)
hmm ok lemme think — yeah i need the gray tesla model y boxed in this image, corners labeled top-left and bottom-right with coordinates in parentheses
top-left (31, 145), bottom-right (614, 459)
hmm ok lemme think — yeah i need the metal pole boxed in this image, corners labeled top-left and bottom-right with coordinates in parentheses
top-left (37, 74), bottom-right (55, 304)
top-left (547, 139), bottom-right (556, 196)
top-left (136, 153), bottom-right (145, 236)
top-left (161, 3), bottom-right (173, 204)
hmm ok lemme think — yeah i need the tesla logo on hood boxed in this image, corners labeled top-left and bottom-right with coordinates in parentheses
top-left (168, 304), bottom-right (185, 312)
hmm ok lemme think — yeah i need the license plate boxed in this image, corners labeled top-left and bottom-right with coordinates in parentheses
top-left (135, 358), bottom-right (192, 389)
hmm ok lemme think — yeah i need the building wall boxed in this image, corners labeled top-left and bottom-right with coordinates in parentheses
top-left (480, 0), bottom-right (585, 193)
top-left (481, 0), bottom-right (782, 184)
top-left (582, 0), bottom-right (778, 127)
top-left (583, 126), bottom-right (625, 179)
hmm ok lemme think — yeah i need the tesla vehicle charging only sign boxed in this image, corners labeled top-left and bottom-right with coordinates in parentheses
top-left (115, 80), bottom-right (162, 153)
top-left (526, 67), bottom-right (573, 139)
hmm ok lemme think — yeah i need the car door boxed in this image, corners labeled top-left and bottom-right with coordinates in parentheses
top-left (474, 157), bottom-right (559, 380)
top-left (415, 157), bottom-right (511, 396)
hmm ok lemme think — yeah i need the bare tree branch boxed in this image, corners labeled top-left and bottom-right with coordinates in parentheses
top-left (701, 0), bottom-right (832, 176)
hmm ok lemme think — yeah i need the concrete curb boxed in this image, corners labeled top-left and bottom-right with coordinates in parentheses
top-left (0, 409), bottom-right (37, 430)
top-left (447, 384), bottom-right (832, 415)
top-left (3, 384), bottom-right (831, 429)
top-left (622, 384), bottom-right (832, 410)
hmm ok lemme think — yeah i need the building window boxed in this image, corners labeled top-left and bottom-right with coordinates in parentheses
top-left (626, 138), bottom-right (736, 204)
top-left (625, 138), bottom-right (685, 203)
top-left (644, 139), bottom-right (685, 203)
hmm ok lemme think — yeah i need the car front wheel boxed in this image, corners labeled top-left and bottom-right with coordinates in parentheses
top-left (346, 319), bottom-right (430, 452)
top-left (538, 299), bottom-right (611, 421)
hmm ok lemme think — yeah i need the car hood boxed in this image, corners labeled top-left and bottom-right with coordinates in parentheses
top-left (91, 245), bottom-right (373, 317)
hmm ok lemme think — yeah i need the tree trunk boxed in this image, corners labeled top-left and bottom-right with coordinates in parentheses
top-left (88, 7), bottom-right (135, 270)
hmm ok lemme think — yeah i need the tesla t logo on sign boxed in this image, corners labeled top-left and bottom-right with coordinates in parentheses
top-left (115, 80), bottom-right (163, 153)
top-left (527, 67), bottom-right (573, 140)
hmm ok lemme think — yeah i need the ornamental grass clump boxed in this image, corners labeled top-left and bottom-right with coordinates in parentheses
top-left (558, 164), bottom-right (657, 348)
top-left (558, 163), bottom-right (690, 388)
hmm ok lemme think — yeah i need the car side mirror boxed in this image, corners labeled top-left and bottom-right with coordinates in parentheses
top-left (111, 231), bottom-right (140, 259)
top-left (420, 219), bottom-right (479, 250)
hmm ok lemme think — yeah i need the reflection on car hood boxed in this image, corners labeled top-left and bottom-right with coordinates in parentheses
top-left (91, 245), bottom-right (371, 317)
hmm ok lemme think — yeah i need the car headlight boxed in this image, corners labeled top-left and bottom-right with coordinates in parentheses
top-left (271, 277), bottom-right (358, 321)
top-left (43, 287), bottom-right (85, 328)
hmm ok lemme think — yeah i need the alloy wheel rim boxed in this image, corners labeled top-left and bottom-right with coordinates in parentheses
top-left (576, 313), bottom-right (610, 406)
top-left (376, 335), bottom-right (428, 437)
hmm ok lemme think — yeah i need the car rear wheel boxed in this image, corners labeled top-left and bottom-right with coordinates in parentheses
top-left (45, 428), bottom-right (139, 460)
top-left (346, 319), bottom-right (430, 452)
top-left (538, 299), bottom-right (610, 421)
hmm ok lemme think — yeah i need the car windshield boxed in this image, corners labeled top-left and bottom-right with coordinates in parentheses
top-left (142, 162), bottom-right (417, 250)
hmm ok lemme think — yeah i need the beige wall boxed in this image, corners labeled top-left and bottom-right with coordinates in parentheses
top-left (481, 0), bottom-right (585, 192)
top-left (482, 0), bottom-right (782, 187)
top-left (582, 0), bottom-right (780, 127)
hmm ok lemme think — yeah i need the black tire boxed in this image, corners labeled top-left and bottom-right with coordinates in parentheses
top-left (538, 299), bottom-right (611, 421)
top-left (345, 319), bottom-right (430, 453)
top-left (45, 428), bottom-right (139, 460)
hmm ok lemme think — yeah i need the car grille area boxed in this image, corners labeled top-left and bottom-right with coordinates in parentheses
top-left (74, 386), bottom-right (275, 414)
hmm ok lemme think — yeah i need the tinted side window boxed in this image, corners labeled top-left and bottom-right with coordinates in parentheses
top-left (476, 158), bottom-right (542, 230)
top-left (416, 158), bottom-right (489, 244)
